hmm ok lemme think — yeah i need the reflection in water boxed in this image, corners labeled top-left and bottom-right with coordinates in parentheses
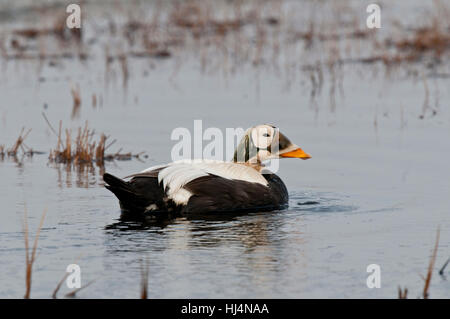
top-left (103, 191), bottom-right (355, 256)
top-left (186, 212), bottom-right (281, 250)
top-left (103, 209), bottom-right (302, 287)
top-left (104, 211), bottom-right (285, 251)
top-left (52, 162), bottom-right (105, 188)
top-left (0, 153), bottom-right (33, 169)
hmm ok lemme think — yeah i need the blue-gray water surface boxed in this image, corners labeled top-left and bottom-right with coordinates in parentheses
top-left (0, 0), bottom-right (449, 299)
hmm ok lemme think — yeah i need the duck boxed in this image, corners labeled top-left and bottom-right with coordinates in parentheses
top-left (103, 124), bottom-right (311, 217)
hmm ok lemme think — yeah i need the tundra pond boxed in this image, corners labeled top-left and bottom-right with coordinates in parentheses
top-left (0, 0), bottom-right (449, 298)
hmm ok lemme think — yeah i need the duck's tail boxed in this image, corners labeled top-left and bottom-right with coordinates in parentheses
top-left (103, 173), bottom-right (166, 215)
top-left (103, 173), bottom-right (146, 213)
top-left (103, 173), bottom-right (132, 198)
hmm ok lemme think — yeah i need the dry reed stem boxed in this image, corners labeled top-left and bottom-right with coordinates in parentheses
top-left (65, 279), bottom-right (95, 298)
top-left (118, 52), bottom-right (129, 88)
top-left (140, 258), bottom-right (149, 299)
top-left (422, 227), bottom-right (440, 299)
top-left (397, 286), bottom-right (408, 299)
top-left (52, 254), bottom-right (84, 299)
top-left (52, 272), bottom-right (71, 299)
top-left (71, 85), bottom-right (81, 118)
top-left (8, 127), bottom-right (32, 156)
top-left (23, 208), bottom-right (47, 299)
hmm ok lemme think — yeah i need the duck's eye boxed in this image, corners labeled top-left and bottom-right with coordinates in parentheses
top-left (263, 133), bottom-right (270, 137)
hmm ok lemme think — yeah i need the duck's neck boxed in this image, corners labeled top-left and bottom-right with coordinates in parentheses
top-left (233, 158), bottom-right (264, 172)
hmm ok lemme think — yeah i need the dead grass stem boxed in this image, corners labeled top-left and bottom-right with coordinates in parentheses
top-left (23, 208), bottom-right (47, 299)
top-left (140, 258), bottom-right (149, 299)
top-left (7, 127), bottom-right (33, 156)
top-left (397, 286), bottom-right (408, 299)
top-left (397, 227), bottom-right (441, 299)
top-left (421, 227), bottom-right (440, 299)
top-left (71, 85), bottom-right (81, 119)
top-left (52, 254), bottom-right (84, 299)
top-left (65, 279), bottom-right (96, 298)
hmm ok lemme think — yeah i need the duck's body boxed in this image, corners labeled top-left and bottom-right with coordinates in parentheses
top-left (104, 160), bottom-right (288, 216)
top-left (104, 124), bottom-right (311, 217)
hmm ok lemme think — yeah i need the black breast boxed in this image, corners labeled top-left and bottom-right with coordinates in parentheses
top-left (263, 173), bottom-right (289, 206)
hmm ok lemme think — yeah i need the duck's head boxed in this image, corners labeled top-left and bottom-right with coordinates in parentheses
top-left (233, 124), bottom-right (311, 164)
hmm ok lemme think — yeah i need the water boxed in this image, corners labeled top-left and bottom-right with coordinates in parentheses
top-left (0, 0), bottom-right (449, 299)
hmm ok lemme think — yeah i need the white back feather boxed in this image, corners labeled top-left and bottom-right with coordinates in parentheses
top-left (137, 160), bottom-right (269, 205)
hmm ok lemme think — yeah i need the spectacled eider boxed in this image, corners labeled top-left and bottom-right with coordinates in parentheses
top-left (103, 124), bottom-right (311, 216)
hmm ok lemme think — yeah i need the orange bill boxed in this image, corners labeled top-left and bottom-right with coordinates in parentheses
top-left (280, 148), bottom-right (311, 159)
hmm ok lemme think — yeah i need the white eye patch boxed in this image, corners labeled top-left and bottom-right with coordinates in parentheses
top-left (251, 125), bottom-right (275, 149)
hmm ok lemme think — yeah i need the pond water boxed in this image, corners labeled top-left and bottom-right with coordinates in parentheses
top-left (0, 0), bottom-right (449, 298)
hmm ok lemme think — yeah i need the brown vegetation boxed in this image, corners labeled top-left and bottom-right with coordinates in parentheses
top-left (49, 121), bottom-right (107, 165)
top-left (14, 13), bottom-right (82, 42)
top-left (395, 21), bottom-right (450, 58)
top-left (48, 121), bottom-right (145, 166)
top-left (1, 0), bottom-right (448, 84)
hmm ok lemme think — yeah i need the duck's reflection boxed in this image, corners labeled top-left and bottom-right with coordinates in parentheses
top-left (104, 210), bottom-right (296, 266)
top-left (105, 210), bottom-right (282, 249)
top-left (103, 208), bottom-right (309, 293)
